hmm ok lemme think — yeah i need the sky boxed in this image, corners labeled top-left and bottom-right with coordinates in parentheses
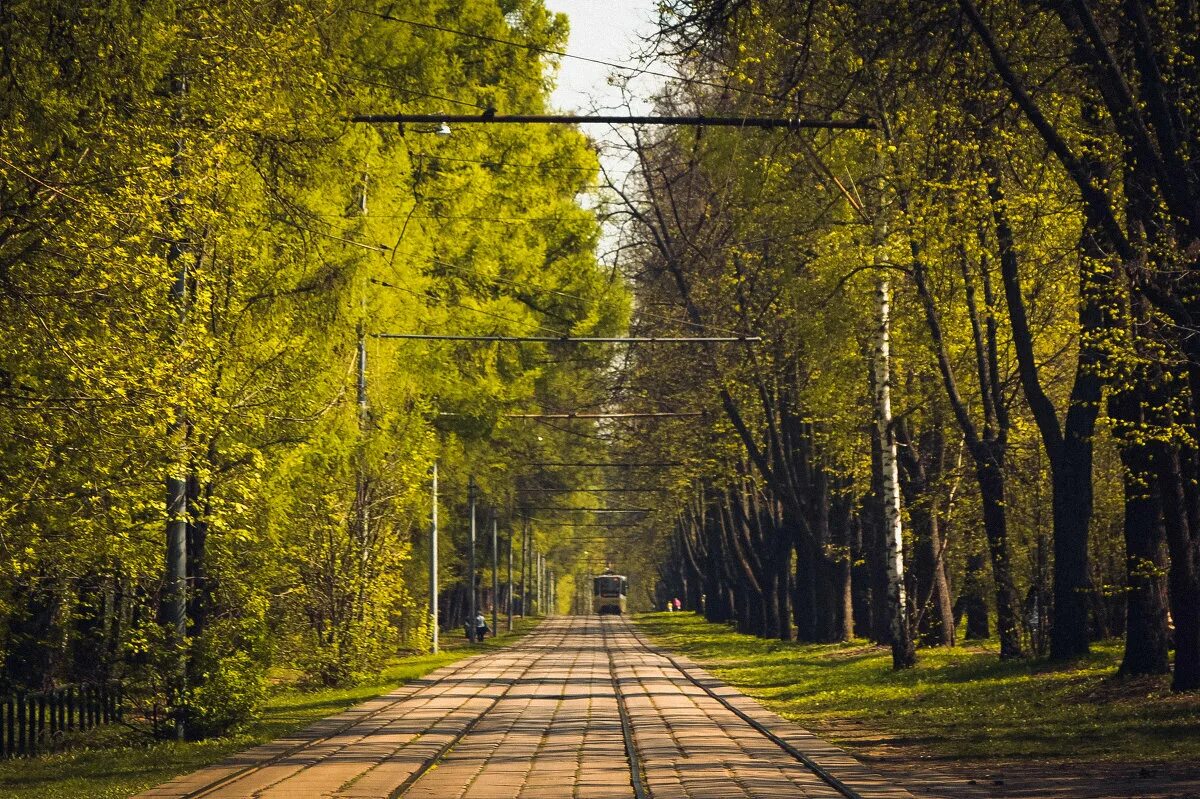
top-left (540, 0), bottom-right (662, 115)
top-left (538, 0), bottom-right (666, 260)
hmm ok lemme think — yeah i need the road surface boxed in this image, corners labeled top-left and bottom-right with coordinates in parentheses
top-left (136, 616), bottom-right (913, 799)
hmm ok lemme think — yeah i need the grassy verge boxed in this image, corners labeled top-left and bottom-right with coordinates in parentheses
top-left (0, 617), bottom-right (541, 799)
top-left (636, 612), bottom-right (1200, 764)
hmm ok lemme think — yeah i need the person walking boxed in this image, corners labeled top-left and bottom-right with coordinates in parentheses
top-left (474, 612), bottom-right (489, 641)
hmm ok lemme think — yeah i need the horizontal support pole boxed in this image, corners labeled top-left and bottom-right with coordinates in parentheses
top-left (521, 508), bottom-right (649, 512)
top-left (522, 487), bottom-right (664, 492)
top-left (524, 522), bottom-right (642, 527)
top-left (347, 112), bottom-right (873, 130)
top-left (374, 333), bottom-right (759, 343)
top-left (530, 462), bottom-right (681, 467)
top-left (507, 412), bottom-right (700, 419)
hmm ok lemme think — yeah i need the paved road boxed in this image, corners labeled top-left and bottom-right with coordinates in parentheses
top-left (137, 616), bottom-right (913, 799)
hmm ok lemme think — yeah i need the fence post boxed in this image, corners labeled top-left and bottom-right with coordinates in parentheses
top-left (37, 694), bottom-right (45, 752)
top-left (27, 695), bottom-right (36, 755)
top-left (16, 694), bottom-right (26, 756)
top-left (66, 686), bottom-right (74, 731)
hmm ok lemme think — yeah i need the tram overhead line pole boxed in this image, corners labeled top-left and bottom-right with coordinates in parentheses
top-left (373, 334), bottom-right (760, 344)
top-left (347, 112), bottom-right (874, 131)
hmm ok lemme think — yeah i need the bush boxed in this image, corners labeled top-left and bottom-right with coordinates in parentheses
top-left (183, 628), bottom-right (267, 739)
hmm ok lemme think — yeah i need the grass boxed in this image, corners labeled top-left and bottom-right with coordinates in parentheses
top-left (636, 611), bottom-right (1200, 764)
top-left (0, 617), bottom-right (541, 799)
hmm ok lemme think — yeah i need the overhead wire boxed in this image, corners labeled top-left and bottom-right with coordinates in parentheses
top-left (348, 8), bottom-right (785, 102)
top-left (370, 277), bottom-right (569, 336)
top-left (339, 74), bottom-right (485, 109)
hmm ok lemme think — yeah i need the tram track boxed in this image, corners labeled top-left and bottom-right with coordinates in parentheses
top-left (145, 615), bottom-right (903, 799)
top-left (389, 620), bottom-right (576, 798)
top-left (600, 616), bottom-right (650, 799)
top-left (163, 621), bottom-right (569, 799)
top-left (603, 614), bottom-right (871, 799)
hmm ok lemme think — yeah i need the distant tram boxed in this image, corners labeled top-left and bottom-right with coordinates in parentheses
top-left (592, 571), bottom-right (628, 615)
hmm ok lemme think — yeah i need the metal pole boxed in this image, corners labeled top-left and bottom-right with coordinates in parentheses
top-left (374, 333), bottom-right (760, 343)
top-left (531, 462), bottom-right (681, 467)
top-left (468, 477), bottom-right (477, 641)
top-left (357, 322), bottom-right (367, 423)
top-left (491, 514), bottom-right (498, 638)
top-left (521, 520), bottom-right (529, 617)
top-left (506, 529), bottom-right (514, 631)
top-left (430, 462), bottom-right (439, 654)
top-left (506, 412), bottom-right (700, 419)
top-left (165, 73), bottom-right (189, 742)
top-left (354, 320), bottom-right (369, 635)
top-left (348, 112), bottom-right (873, 130)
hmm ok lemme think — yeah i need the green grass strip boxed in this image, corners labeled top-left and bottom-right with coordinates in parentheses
top-left (635, 612), bottom-right (1200, 764)
top-left (0, 618), bottom-right (541, 799)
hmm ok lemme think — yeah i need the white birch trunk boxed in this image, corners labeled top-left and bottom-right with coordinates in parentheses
top-left (873, 265), bottom-right (914, 667)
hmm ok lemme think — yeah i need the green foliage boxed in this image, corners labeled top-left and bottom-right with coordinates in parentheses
top-left (184, 632), bottom-right (268, 739)
top-left (0, 0), bottom-right (626, 736)
top-left (0, 619), bottom-right (539, 798)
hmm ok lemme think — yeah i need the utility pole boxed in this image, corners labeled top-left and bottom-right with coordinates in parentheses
top-left (165, 71), bottom-right (189, 742)
top-left (430, 462), bottom-right (439, 654)
top-left (468, 477), bottom-right (477, 641)
top-left (521, 520), bottom-right (529, 616)
top-left (357, 321), bottom-right (367, 422)
top-left (506, 529), bottom-right (514, 631)
top-left (537, 552), bottom-right (544, 616)
top-left (491, 513), bottom-right (498, 638)
top-left (354, 319), bottom-right (369, 626)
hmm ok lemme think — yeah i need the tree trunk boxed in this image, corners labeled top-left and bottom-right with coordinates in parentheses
top-left (794, 536), bottom-right (818, 641)
top-left (1160, 449), bottom-right (1200, 691)
top-left (849, 512), bottom-right (873, 637)
top-left (975, 447), bottom-right (1024, 658)
top-left (958, 551), bottom-right (991, 640)
top-left (831, 495), bottom-right (855, 642)
top-left (1049, 431), bottom-right (1097, 659)
top-left (866, 378), bottom-right (892, 644)
top-left (1110, 371), bottom-right (1171, 676)
top-left (874, 272), bottom-right (915, 669)
top-left (775, 534), bottom-right (794, 641)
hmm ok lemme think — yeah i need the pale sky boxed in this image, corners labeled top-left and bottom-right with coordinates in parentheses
top-left (541, 0), bottom-right (663, 115)
top-left (539, 0), bottom-right (665, 263)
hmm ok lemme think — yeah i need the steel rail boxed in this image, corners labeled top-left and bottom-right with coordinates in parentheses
top-left (171, 622), bottom-right (564, 799)
top-left (601, 618), bottom-right (650, 799)
top-left (616, 616), bottom-right (869, 799)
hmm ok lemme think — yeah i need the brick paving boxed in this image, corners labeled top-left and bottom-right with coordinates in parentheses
top-left (135, 616), bottom-right (913, 799)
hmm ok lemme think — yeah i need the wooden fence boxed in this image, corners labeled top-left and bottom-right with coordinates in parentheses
top-left (0, 683), bottom-right (122, 758)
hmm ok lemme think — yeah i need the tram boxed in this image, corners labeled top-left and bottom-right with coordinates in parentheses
top-left (592, 570), bottom-right (628, 615)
